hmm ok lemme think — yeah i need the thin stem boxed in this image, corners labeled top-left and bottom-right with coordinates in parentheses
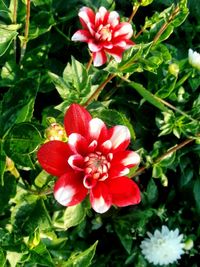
top-left (86, 55), bottom-right (93, 72)
top-left (128, 5), bottom-right (139, 23)
top-left (134, 26), bottom-right (145, 39)
top-left (132, 136), bottom-right (197, 178)
top-left (153, 5), bottom-right (180, 44)
top-left (83, 73), bottom-right (116, 107)
top-left (12, 0), bottom-right (18, 61)
top-left (154, 95), bottom-right (197, 122)
top-left (121, 76), bottom-right (197, 123)
top-left (20, 0), bottom-right (31, 61)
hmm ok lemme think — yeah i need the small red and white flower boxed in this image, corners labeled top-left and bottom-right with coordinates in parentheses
top-left (37, 104), bottom-right (140, 213)
top-left (71, 6), bottom-right (134, 67)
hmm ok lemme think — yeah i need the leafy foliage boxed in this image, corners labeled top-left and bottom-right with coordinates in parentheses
top-left (0, 0), bottom-right (199, 266)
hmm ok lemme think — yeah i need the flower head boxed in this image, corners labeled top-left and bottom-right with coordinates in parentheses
top-left (188, 48), bottom-right (200, 71)
top-left (140, 225), bottom-right (185, 266)
top-left (37, 104), bottom-right (141, 213)
top-left (71, 6), bottom-right (134, 67)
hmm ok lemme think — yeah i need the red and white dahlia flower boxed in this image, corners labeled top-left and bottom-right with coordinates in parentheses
top-left (37, 104), bottom-right (141, 213)
top-left (71, 6), bottom-right (134, 67)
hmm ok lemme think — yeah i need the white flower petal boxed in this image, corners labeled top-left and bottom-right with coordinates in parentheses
top-left (54, 186), bottom-right (75, 206)
top-left (140, 225), bottom-right (185, 265)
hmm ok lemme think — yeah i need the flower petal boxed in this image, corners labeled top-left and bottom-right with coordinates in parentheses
top-left (108, 11), bottom-right (119, 27)
top-left (68, 154), bottom-right (84, 171)
top-left (78, 7), bottom-right (95, 29)
top-left (107, 177), bottom-right (141, 207)
top-left (90, 182), bottom-right (112, 213)
top-left (111, 150), bottom-right (140, 167)
top-left (54, 172), bottom-right (87, 206)
top-left (108, 125), bottom-right (130, 152)
top-left (68, 133), bottom-right (88, 155)
top-left (64, 104), bottom-right (92, 136)
top-left (113, 22), bottom-right (133, 39)
top-left (88, 118), bottom-right (107, 142)
top-left (71, 29), bottom-right (91, 42)
top-left (88, 41), bottom-right (102, 52)
top-left (92, 50), bottom-right (107, 67)
top-left (37, 141), bottom-right (72, 176)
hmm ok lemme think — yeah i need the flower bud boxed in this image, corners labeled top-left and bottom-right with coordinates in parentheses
top-left (45, 122), bottom-right (67, 142)
top-left (184, 238), bottom-right (194, 250)
top-left (6, 157), bottom-right (20, 178)
top-left (168, 63), bottom-right (179, 76)
top-left (161, 174), bottom-right (168, 187)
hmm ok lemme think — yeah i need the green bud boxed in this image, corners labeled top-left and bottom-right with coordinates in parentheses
top-left (184, 238), bottom-right (194, 250)
top-left (45, 122), bottom-right (67, 142)
top-left (168, 63), bottom-right (179, 76)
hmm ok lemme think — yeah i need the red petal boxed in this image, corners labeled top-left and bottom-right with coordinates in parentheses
top-left (68, 133), bottom-right (88, 155)
top-left (111, 150), bottom-right (140, 168)
top-left (105, 46), bottom-right (124, 62)
top-left (88, 118), bottom-right (107, 143)
top-left (37, 141), bottom-right (72, 176)
top-left (64, 104), bottom-right (92, 136)
top-left (54, 172), bottom-right (87, 206)
top-left (108, 125), bottom-right (130, 152)
top-left (92, 51), bottom-right (107, 67)
top-left (68, 154), bottom-right (84, 171)
top-left (90, 182), bottom-right (112, 213)
top-left (71, 29), bottom-right (91, 42)
top-left (113, 22), bottom-right (133, 39)
top-left (107, 177), bottom-right (141, 207)
top-left (78, 7), bottom-right (95, 29)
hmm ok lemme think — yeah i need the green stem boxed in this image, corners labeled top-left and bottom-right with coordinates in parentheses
top-left (83, 73), bottom-right (116, 107)
top-left (20, 0), bottom-right (31, 61)
top-left (128, 4), bottom-right (139, 23)
top-left (153, 5), bottom-right (180, 44)
top-left (12, 0), bottom-right (18, 61)
top-left (132, 136), bottom-right (197, 178)
top-left (86, 55), bottom-right (93, 72)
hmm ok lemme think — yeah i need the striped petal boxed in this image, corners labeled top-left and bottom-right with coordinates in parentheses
top-left (54, 172), bottom-right (87, 206)
top-left (113, 22), bottom-right (133, 39)
top-left (111, 150), bottom-right (140, 168)
top-left (107, 177), bottom-right (141, 207)
top-left (68, 154), bottom-right (84, 171)
top-left (92, 50), bottom-right (107, 67)
top-left (108, 125), bottom-right (130, 152)
top-left (108, 11), bottom-right (119, 27)
top-left (71, 29), bottom-right (91, 42)
top-left (78, 7), bottom-right (95, 28)
top-left (88, 118), bottom-right (107, 142)
top-left (68, 133), bottom-right (88, 155)
top-left (88, 41), bottom-right (102, 52)
top-left (90, 182), bottom-right (112, 213)
top-left (64, 104), bottom-right (92, 137)
top-left (37, 141), bottom-right (72, 176)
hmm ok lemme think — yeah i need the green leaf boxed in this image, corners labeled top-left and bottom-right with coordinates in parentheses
top-left (146, 179), bottom-right (158, 204)
top-left (0, 172), bottom-right (16, 213)
top-left (12, 198), bottom-right (52, 235)
top-left (152, 163), bottom-right (163, 178)
top-left (0, 248), bottom-right (6, 267)
top-left (0, 77), bottom-right (39, 136)
top-left (0, 141), bottom-right (6, 185)
top-left (63, 241), bottom-right (98, 267)
top-left (3, 123), bottom-right (42, 168)
top-left (129, 81), bottom-right (168, 111)
top-left (96, 109), bottom-right (136, 140)
top-left (0, 24), bottom-right (20, 56)
top-left (114, 221), bottom-right (133, 254)
top-left (53, 203), bottom-right (86, 230)
top-left (193, 178), bottom-right (200, 213)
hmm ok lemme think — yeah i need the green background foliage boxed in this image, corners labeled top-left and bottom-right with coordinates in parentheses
top-left (0, 0), bottom-right (199, 266)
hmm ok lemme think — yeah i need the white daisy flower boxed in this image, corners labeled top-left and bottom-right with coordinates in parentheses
top-left (140, 225), bottom-right (185, 266)
top-left (188, 48), bottom-right (200, 71)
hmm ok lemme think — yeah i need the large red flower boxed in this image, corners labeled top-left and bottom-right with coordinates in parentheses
top-left (37, 104), bottom-right (141, 213)
top-left (71, 6), bottom-right (135, 67)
